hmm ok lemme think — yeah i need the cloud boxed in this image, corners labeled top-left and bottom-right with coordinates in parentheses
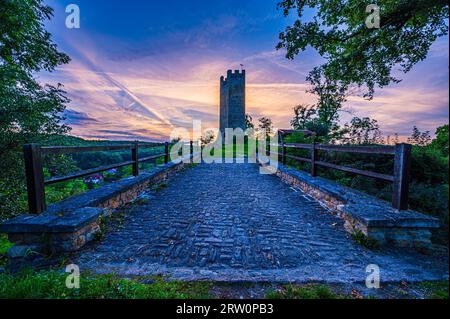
top-left (38, 2), bottom-right (448, 142)
top-left (63, 109), bottom-right (99, 126)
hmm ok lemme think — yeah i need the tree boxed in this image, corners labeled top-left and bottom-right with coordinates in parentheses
top-left (340, 117), bottom-right (383, 145)
top-left (289, 70), bottom-right (348, 142)
top-left (430, 124), bottom-right (449, 156)
top-left (407, 126), bottom-right (432, 146)
top-left (277, 0), bottom-right (449, 99)
top-left (306, 68), bottom-right (348, 139)
top-left (290, 104), bottom-right (316, 130)
top-left (0, 0), bottom-right (70, 219)
top-left (258, 117), bottom-right (273, 138)
top-left (200, 130), bottom-right (216, 145)
top-left (245, 114), bottom-right (254, 130)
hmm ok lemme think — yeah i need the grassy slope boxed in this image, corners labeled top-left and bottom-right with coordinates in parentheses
top-left (0, 269), bottom-right (211, 299)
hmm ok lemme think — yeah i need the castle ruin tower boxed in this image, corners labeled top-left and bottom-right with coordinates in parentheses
top-left (219, 69), bottom-right (246, 135)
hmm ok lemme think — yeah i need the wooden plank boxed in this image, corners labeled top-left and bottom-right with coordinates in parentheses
top-left (139, 154), bottom-right (165, 163)
top-left (41, 144), bottom-right (133, 155)
top-left (23, 144), bottom-right (46, 214)
top-left (392, 143), bottom-right (412, 210)
top-left (278, 129), bottom-right (314, 137)
top-left (285, 154), bottom-right (312, 163)
top-left (132, 141), bottom-right (139, 177)
top-left (311, 141), bottom-right (317, 177)
top-left (164, 142), bottom-right (169, 164)
top-left (45, 161), bottom-right (135, 185)
top-left (284, 143), bottom-right (312, 149)
top-left (138, 143), bottom-right (166, 148)
top-left (283, 143), bottom-right (395, 154)
top-left (315, 161), bottom-right (394, 182)
top-left (315, 144), bottom-right (396, 155)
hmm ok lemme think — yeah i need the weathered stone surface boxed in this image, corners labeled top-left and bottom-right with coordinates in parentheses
top-left (7, 246), bottom-right (31, 258)
top-left (0, 207), bottom-right (104, 234)
top-left (74, 162), bottom-right (448, 283)
top-left (273, 163), bottom-right (440, 248)
top-left (0, 159), bottom-right (191, 255)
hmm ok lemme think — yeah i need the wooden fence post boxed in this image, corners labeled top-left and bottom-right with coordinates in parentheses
top-left (23, 144), bottom-right (46, 214)
top-left (392, 143), bottom-right (412, 210)
top-left (282, 142), bottom-right (287, 166)
top-left (311, 139), bottom-right (317, 177)
top-left (164, 142), bottom-right (169, 164)
top-left (190, 140), bottom-right (194, 157)
top-left (132, 141), bottom-right (139, 176)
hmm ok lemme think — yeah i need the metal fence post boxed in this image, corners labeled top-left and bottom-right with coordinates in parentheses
top-left (132, 141), bottom-right (139, 176)
top-left (392, 143), bottom-right (412, 210)
top-left (164, 142), bottom-right (169, 164)
top-left (311, 139), bottom-right (317, 177)
top-left (23, 144), bottom-right (46, 214)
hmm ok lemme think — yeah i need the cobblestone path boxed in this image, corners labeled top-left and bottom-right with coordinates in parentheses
top-left (75, 163), bottom-right (448, 282)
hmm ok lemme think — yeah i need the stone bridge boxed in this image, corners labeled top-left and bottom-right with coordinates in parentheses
top-left (2, 157), bottom-right (447, 283)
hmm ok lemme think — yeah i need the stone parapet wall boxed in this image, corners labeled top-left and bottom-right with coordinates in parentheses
top-left (1, 159), bottom-right (190, 257)
top-left (273, 163), bottom-right (440, 249)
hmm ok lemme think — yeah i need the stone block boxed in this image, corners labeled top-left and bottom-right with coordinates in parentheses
top-left (0, 158), bottom-right (191, 256)
top-left (271, 163), bottom-right (440, 249)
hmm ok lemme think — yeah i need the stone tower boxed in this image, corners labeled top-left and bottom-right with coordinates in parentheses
top-left (219, 69), bottom-right (246, 135)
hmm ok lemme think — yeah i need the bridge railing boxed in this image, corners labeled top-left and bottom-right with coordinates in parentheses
top-left (23, 141), bottom-right (174, 215)
top-left (272, 141), bottom-right (412, 211)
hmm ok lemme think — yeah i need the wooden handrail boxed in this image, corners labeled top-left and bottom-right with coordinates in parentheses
top-left (41, 144), bottom-right (134, 155)
top-left (45, 161), bottom-right (135, 185)
top-left (276, 139), bottom-right (411, 210)
top-left (23, 140), bottom-right (177, 214)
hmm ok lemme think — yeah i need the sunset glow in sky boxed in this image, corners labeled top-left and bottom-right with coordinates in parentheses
top-left (41, 0), bottom-right (449, 141)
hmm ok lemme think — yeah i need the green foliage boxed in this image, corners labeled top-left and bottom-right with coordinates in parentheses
top-left (266, 284), bottom-right (342, 299)
top-left (340, 117), bottom-right (383, 145)
top-left (258, 117), bottom-right (274, 137)
top-left (351, 230), bottom-right (380, 250)
top-left (245, 114), bottom-right (254, 130)
top-left (0, 0), bottom-right (70, 220)
top-left (277, 0), bottom-right (449, 99)
top-left (419, 281), bottom-right (449, 299)
top-left (283, 124), bottom-right (449, 232)
top-left (430, 124), bottom-right (449, 156)
top-left (0, 269), bottom-right (212, 299)
top-left (407, 126), bottom-right (432, 146)
top-left (45, 179), bottom-right (88, 205)
top-left (0, 234), bottom-right (13, 256)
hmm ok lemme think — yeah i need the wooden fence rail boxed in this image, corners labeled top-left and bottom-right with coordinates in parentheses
top-left (23, 141), bottom-right (193, 215)
top-left (273, 139), bottom-right (412, 211)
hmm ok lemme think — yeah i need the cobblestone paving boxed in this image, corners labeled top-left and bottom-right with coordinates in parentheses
top-left (75, 163), bottom-right (448, 282)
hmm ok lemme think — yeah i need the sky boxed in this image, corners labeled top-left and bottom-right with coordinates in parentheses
top-left (40, 0), bottom-right (449, 142)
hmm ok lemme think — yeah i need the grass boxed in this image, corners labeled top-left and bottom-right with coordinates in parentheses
top-left (419, 281), bottom-right (449, 299)
top-left (0, 269), bottom-right (212, 299)
top-left (0, 234), bottom-right (13, 256)
top-left (351, 230), bottom-right (380, 250)
top-left (266, 284), bottom-right (344, 299)
top-left (0, 234), bottom-right (13, 267)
